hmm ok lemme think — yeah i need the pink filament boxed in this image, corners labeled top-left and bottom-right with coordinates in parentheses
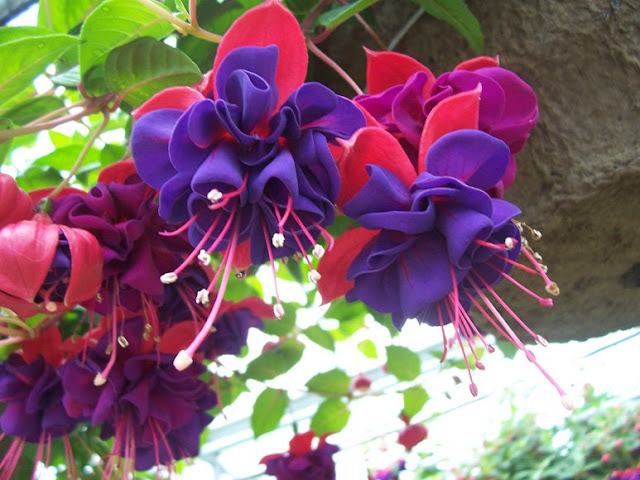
top-left (261, 219), bottom-right (283, 308)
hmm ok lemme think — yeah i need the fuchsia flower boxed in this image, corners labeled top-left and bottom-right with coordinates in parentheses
top-left (261, 431), bottom-right (339, 480)
top-left (318, 94), bottom-right (569, 406)
top-left (0, 215), bottom-right (103, 319)
top-left (129, 0), bottom-right (365, 371)
top-left (61, 318), bottom-right (216, 475)
top-left (356, 50), bottom-right (538, 195)
top-left (0, 174), bottom-right (32, 229)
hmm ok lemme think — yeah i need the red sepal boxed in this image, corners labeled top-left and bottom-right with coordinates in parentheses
top-left (220, 296), bottom-right (276, 319)
top-left (59, 225), bottom-right (103, 307)
top-left (289, 431), bottom-right (314, 455)
top-left (418, 86), bottom-right (481, 173)
top-left (454, 55), bottom-right (500, 71)
top-left (365, 48), bottom-right (435, 95)
top-left (212, 0), bottom-right (307, 109)
top-left (131, 87), bottom-right (205, 120)
top-left (157, 321), bottom-right (199, 355)
top-left (317, 227), bottom-right (379, 304)
top-left (21, 325), bottom-right (63, 367)
top-left (28, 187), bottom-right (85, 208)
top-left (97, 159), bottom-right (138, 184)
top-left (231, 239), bottom-right (252, 270)
top-left (0, 219), bottom-right (58, 301)
top-left (336, 127), bottom-right (417, 209)
top-left (0, 174), bottom-right (33, 228)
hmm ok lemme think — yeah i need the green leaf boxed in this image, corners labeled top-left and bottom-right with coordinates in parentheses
top-left (496, 339), bottom-right (518, 359)
top-left (357, 339), bottom-right (378, 358)
top-left (317, 0), bottom-right (379, 30)
top-left (0, 26), bottom-right (53, 43)
top-left (0, 34), bottom-right (79, 107)
top-left (306, 369), bottom-right (351, 397)
top-left (310, 398), bottom-right (350, 436)
top-left (38, 0), bottom-right (102, 32)
top-left (251, 388), bottom-right (289, 438)
top-left (403, 385), bottom-right (429, 420)
top-left (0, 119), bottom-right (13, 166)
top-left (16, 166), bottom-right (63, 191)
top-left (79, 0), bottom-right (174, 93)
top-left (409, 0), bottom-right (483, 54)
top-left (50, 66), bottom-right (81, 88)
top-left (244, 339), bottom-right (304, 381)
top-left (1, 97), bottom-right (65, 126)
top-left (105, 37), bottom-right (201, 107)
top-left (303, 325), bottom-right (335, 351)
top-left (386, 345), bottom-right (421, 382)
top-left (210, 375), bottom-right (248, 415)
top-left (261, 303), bottom-right (296, 336)
top-left (32, 144), bottom-right (100, 170)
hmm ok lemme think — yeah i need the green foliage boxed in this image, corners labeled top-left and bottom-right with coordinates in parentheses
top-left (316, 0), bottom-right (379, 30)
top-left (251, 388), bottom-right (290, 437)
top-left (386, 345), bottom-right (421, 381)
top-left (409, 0), bottom-right (483, 54)
top-left (403, 385), bottom-right (429, 420)
top-left (358, 339), bottom-right (378, 358)
top-left (310, 397), bottom-right (351, 435)
top-left (105, 37), bottom-right (202, 107)
top-left (306, 369), bottom-right (352, 397)
top-left (243, 339), bottom-right (304, 381)
top-left (419, 388), bottom-right (640, 479)
top-left (38, 0), bottom-right (103, 32)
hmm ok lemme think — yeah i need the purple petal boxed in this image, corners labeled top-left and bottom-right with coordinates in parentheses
top-left (131, 109), bottom-right (182, 189)
top-left (425, 130), bottom-right (510, 190)
top-left (392, 71), bottom-right (429, 148)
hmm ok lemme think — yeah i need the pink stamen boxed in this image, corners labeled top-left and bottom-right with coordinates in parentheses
top-left (63, 435), bottom-right (77, 479)
top-left (182, 222), bottom-right (240, 359)
top-left (173, 214), bottom-right (222, 277)
top-left (290, 210), bottom-right (317, 246)
top-left (436, 303), bottom-right (448, 362)
top-left (45, 434), bottom-right (52, 468)
top-left (473, 271), bottom-right (541, 341)
top-left (159, 212), bottom-right (200, 236)
top-left (278, 194), bottom-right (294, 232)
top-left (459, 306), bottom-right (494, 353)
top-left (474, 238), bottom-right (516, 250)
top-left (466, 277), bottom-right (568, 400)
top-left (206, 240), bottom-right (232, 294)
top-left (520, 246), bottom-right (559, 295)
top-left (496, 254), bottom-right (539, 275)
top-left (288, 226), bottom-right (315, 271)
top-left (312, 221), bottom-right (335, 251)
top-left (31, 432), bottom-right (45, 480)
top-left (206, 207), bottom-right (237, 255)
top-left (487, 261), bottom-right (553, 307)
top-left (95, 283), bottom-right (121, 385)
top-left (261, 219), bottom-right (283, 309)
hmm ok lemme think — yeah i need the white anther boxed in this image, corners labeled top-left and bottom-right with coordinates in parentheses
top-left (307, 270), bottom-right (322, 284)
top-left (207, 188), bottom-right (223, 203)
top-left (536, 335), bottom-right (549, 347)
top-left (196, 289), bottom-right (210, 306)
top-left (532, 229), bottom-right (542, 240)
top-left (173, 350), bottom-right (193, 371)
top-left (312, 244), bottom-right (325, 258)
top-left (160, 272), bottom-right (178, 284)
top-left (504, 237), bottom-right (515, 250)
top-left (273, 304), bottom-right (285, 319)
top-left (117, 336), bottom-right (129, 348)
top-left (198, 249), bottom-right (211, 265)
top-left (546, 282), bottom-right (560, 296)
top-left (93, 373), bottom-right (107, 386)
top-left (561, 394), bottom-right (575, 411)
top-left (272, 233), bottom-right (285, 248)
top-left (45, 301), bottom-right (58, 312)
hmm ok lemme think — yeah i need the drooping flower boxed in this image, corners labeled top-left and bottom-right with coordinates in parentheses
top-left (261, 431), bottom-right (339, 480)
top-left (356, 50), bottom-right (538, 193)
top-left (0, 326), bottom-right (79, 479)
top-left (0, 215), bottom-right (103, 319)
top-left (130, 0), bottom-right (364, 370)
top-left (61, 318), bottom-right (217, 475)
top-left (318, 123), bottom-right (568, 406)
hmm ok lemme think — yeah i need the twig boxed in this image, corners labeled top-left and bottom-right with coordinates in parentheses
top-left (306, 39), bottom-right (363, 95)
top-left (135, 0), bottom-right (222, 43)
top-left (46, 111), bottom-right (110, 199)
top-left (338, 0), bottom-right (386, 50)
top-left (23, 99), bottom-right (90, 128)
top-left (301, 0), bottom-right (333, 33)
top-left (189, 0), bottom-right (199, 29)
top-left (388, 7), bottom-right (424, 51)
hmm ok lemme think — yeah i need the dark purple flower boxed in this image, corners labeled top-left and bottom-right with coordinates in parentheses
top-left (262, 431), bottom-right (339, 480)
top-left (61, 318), bottom-right (216, 473)
top-left (0, 354), bottom-right (76, 443)
top-left (611, 466), bottom-right (640, 480)
top-left (201, 307), bottom-right (264, 357)
top-left (131, 44), bottom-right (364, 369)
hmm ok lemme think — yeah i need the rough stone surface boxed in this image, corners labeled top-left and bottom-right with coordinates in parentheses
top-left (314, 0), bottom-right (640, 341)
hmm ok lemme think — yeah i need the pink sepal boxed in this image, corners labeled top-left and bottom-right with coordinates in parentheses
top-left (131, 87), bottom-right (205, 120)
top-left (0, 174), bottom-right (32, 229)
top-left (59, 225), bottom-right (103, 307)
top-left (365, 48), bottom-right (435, 94)
top-left (454, 55), bottom-right (500, 71)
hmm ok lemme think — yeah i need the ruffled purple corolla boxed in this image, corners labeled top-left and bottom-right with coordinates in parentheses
top-left (201, 307), bottom-right (264, 357)
top-left (131, 44), bottom-right (364, 370)
top-left (50, 174), bottom-right (190, 313)
top-left (356, 53), bottom-right (537, 191)
top-left (61, 318), bottom-right (216, 473)
top-left (0, 354), bottom-right (76, 443)
top-left (320, 127), bottom-right (567, 403)
top-left (343, 130), bottom-right (522, 330)
top-left (262, 431), bottom-right (339, 480)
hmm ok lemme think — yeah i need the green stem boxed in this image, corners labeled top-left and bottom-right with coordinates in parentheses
top-left (306, 39), bottom-right (363, 95)
top-left (46, 111), bottom-right (110, 199)
top-left (23, 99), bottom-right (90, 128)
top-left (189, 0), bottom-right (199, 29)
top-left (135, 0), bottom-right (222, 43)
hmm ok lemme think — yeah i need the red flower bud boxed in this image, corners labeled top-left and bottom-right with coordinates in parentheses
top-left (398, 423), bottom-right (427, 451)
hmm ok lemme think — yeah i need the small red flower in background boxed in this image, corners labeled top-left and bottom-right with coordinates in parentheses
top-left (397, 423), bottom-right (428, 451)
top-left (261, 431), bottom-right (339, 480)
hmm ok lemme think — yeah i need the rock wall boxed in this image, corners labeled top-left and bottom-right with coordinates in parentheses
top-left (315, 0), bottom-right (640, 341)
